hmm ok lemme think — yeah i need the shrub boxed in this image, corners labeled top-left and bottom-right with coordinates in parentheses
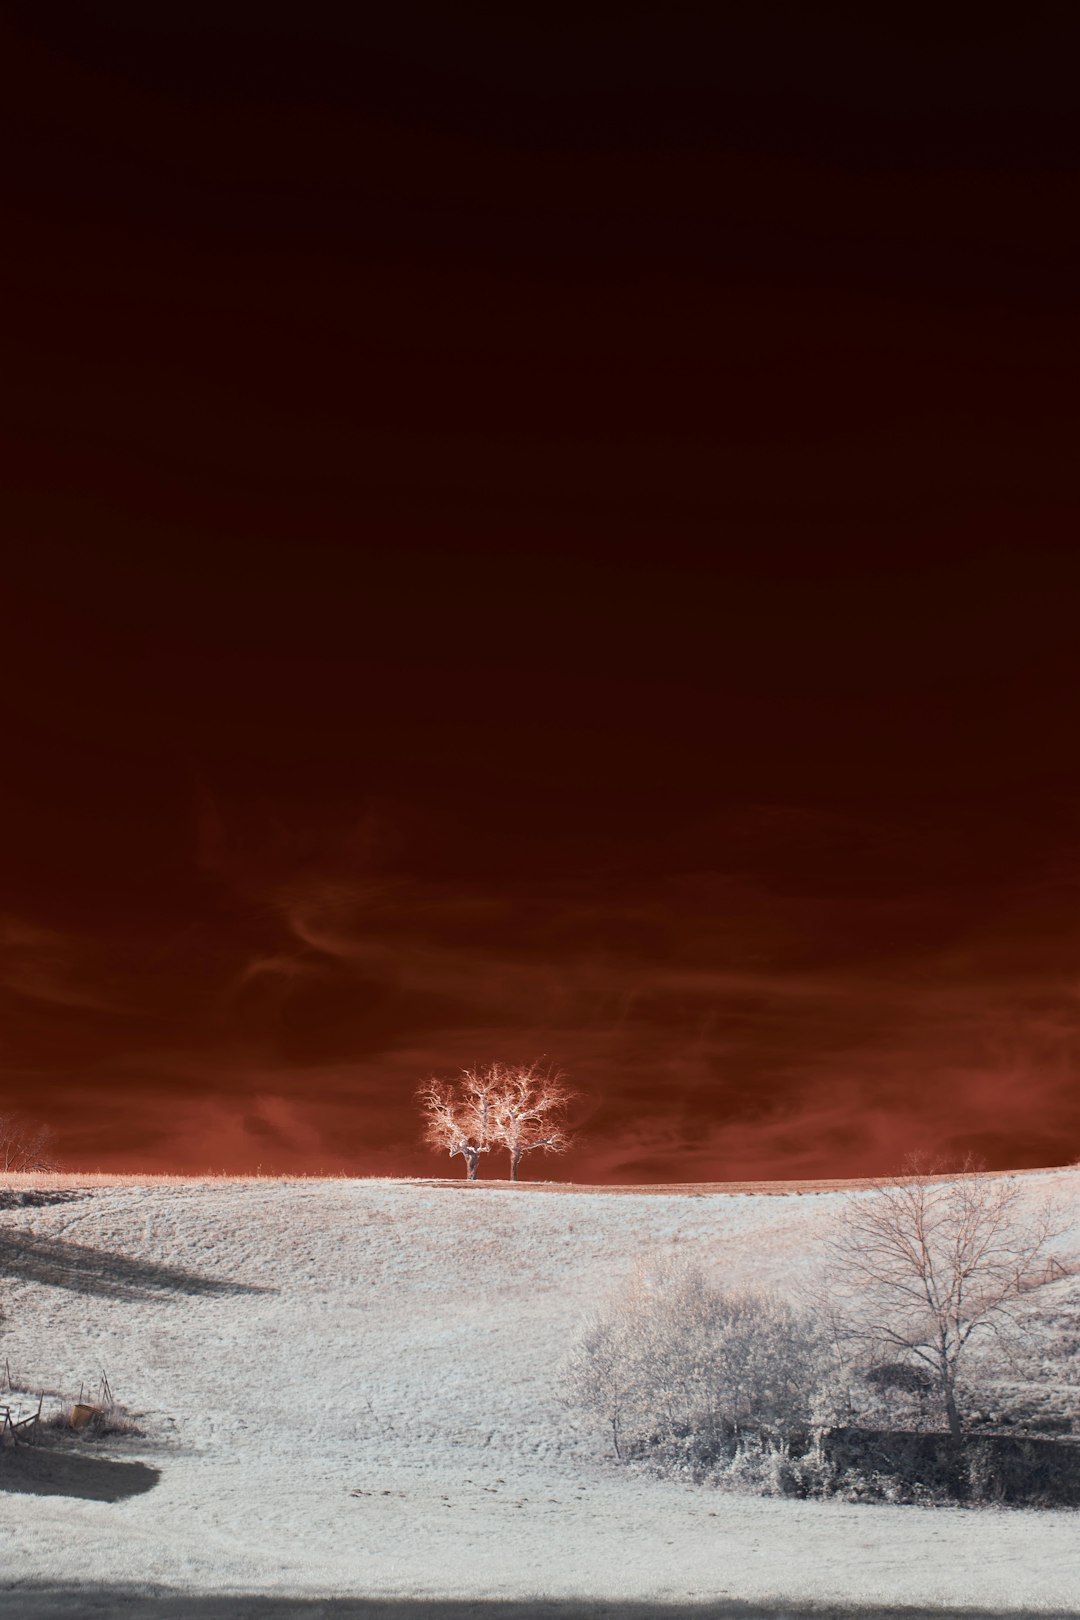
top-left (562, 1251), bottom-right (1080, 1507)
top-left (561, 1255), bottom-right (830, 1475)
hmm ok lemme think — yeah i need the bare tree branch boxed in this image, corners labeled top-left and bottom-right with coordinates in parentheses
top-left (828, 1153), bottom-right (1068, 1440)
top-left (489, 1061), bottom-right (575, 1181)
top-left (415, 1073), bottom-right (500, 1180)
top-left (0, 1113), bottom-right (59, 1174)
top-left (416, 1061), bottom-right (576, 1180)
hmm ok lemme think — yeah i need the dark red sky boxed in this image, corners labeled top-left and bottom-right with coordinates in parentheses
top-left (3, 6), bottom-right (1080, 1179)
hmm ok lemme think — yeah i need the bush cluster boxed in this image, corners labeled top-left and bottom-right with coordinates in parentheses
top-left (561, 1256), bottom-right (829, 1474)
top-left (561, 1254), bottom-right (1080, 1507)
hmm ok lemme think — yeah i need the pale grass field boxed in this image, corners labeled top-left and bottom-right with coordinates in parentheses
top-left (1, 1170), bottom-right (1079, 1618)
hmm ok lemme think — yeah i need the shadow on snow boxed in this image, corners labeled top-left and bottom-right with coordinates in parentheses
top-left (0, 1230), bottom-right (272, 1300)
top-left (0, 1191), bottom-right (88, 1210)
top-left (1, 1593), bottom-right (1077, 1620)
top-left (0, 1448), bottom-right (161, 1503)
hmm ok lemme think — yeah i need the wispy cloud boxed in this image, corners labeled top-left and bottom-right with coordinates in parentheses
top-left (0, 916), bottom-right (131, 1013)
top-left (9, 797), bottom-right (1080, 1177)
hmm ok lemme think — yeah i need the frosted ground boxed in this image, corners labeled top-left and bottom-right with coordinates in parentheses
top-left (1, 1171), bottom-right (1079, 1618)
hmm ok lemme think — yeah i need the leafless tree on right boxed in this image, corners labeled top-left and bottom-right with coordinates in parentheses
top-left (828, 1154), bottom-right (1070, 1442)
top-left (491, 1061), bottom-right (574, 1180)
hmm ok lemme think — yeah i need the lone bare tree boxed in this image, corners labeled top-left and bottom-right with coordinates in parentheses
top-left (491, 1061), bottom-right (574, 1180)
top-left (417, 1061), bottom-right (576, 1180)
top-left (829, 1155), bottom-right (1066, 1442)
top-left (415, 1067), bottom-right (502, 1179)
top-left (0, 1112), bottom-right (58, 1173)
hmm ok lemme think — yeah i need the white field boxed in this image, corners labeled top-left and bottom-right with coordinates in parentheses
top-left (1, 1171), bottom-right (1079, 1616)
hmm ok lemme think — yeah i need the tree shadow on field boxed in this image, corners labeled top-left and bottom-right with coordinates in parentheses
top-left (2, 1593), bottom-right (1078, 1620)
top-left (0, 1231), bottom-right (272, 1300)
top-left (0, 1190), bottom-right (87, 1211)
top-left (0, 1447), bottom-right (160, 1502)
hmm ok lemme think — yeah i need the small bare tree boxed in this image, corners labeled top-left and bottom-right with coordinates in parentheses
top-left (491, 1061), bottom-right (574, 1181)
top-left (829, 1155), bottom-right (1067, 1442)
top-left (0, 1112), bottom-right (58, 1173)
top-left (415, 1068), bottom-right (501, 1179)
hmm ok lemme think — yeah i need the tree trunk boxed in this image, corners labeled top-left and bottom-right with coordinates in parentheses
top-left (466, 1152), bottom-right (478, 1181)
top-left (943, 1382), bottom-right (962, 1441)
top-left (510, 1151), bottom-right (521, 1181)
top-left (937, 1338), bottom-right (962, 1442)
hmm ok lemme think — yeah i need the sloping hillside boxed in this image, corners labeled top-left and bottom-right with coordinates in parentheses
top-left (1, 1175), bottom-right (1079, 1613)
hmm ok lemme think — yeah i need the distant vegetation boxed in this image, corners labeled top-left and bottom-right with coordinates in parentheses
top-left (563, 1160), bottom-right (1080, 1506)
top-left (0, 1113), bottom-right (58, 1174)
top-left (417, 1061), bottom-right (575, 1180)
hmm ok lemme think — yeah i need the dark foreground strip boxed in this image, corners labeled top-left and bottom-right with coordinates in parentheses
top-left (0, 1591), bottom-right (1076, 1620)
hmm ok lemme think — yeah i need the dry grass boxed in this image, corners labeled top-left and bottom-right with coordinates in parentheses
top-left (4, 1165), bottom-right (1073, 1197)
top-left (3, 1369), bottom-right (145, 1444)
top-left (0, 1170), bottom-right (383, 1192)
top-left (413, 1166), bottom-right (1076, 1195)
top-left (37, 1403), bottom-right (146, 1440)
